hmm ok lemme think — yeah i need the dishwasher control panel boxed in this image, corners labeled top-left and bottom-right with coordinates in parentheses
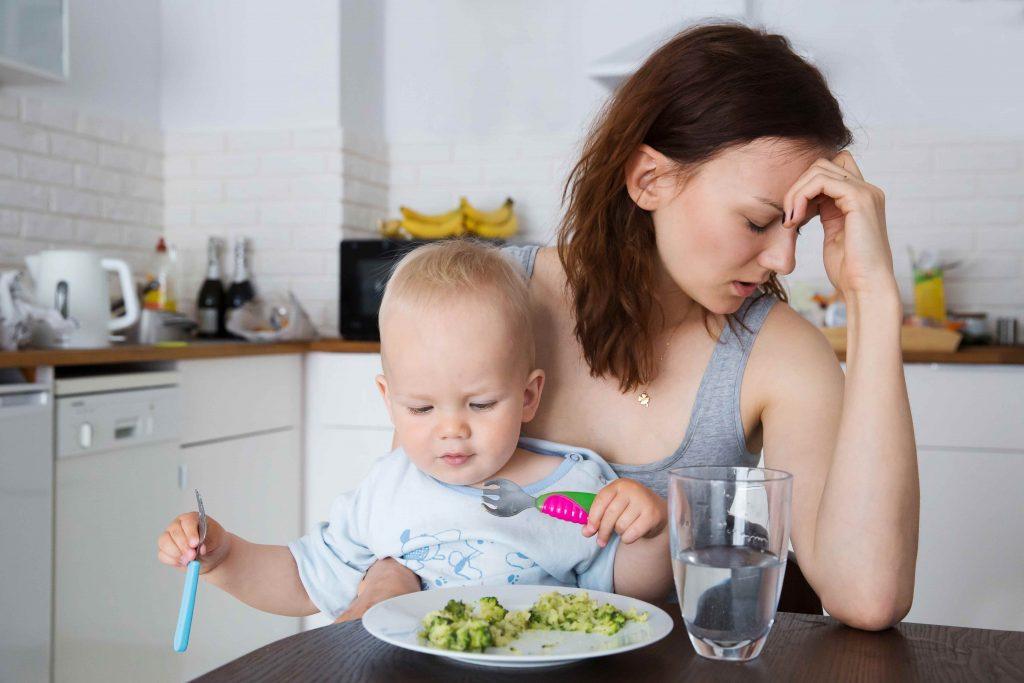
top-left (56, 385), bottom-right (182, 458)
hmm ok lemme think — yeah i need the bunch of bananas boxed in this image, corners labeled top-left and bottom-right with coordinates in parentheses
top-left (379, 197), bottom-right (517, 240)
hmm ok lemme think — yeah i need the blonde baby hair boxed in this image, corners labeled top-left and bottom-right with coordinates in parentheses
top-left (378, 239), bottom-right (535, 368)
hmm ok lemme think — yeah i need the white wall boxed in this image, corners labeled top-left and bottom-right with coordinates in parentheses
top-left (160, 0), bottom-right (341, 131)
top-left (340, 0), bottom-right (385, 140)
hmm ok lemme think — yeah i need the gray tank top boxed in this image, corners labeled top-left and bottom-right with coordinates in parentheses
top-left (504, 244), bottom-right (776, 499)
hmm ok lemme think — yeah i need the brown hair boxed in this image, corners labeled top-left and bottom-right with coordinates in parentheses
top-left (557, 22), bottom-right (853, 393)
top-left (379, 239), bottom-right (535, 369)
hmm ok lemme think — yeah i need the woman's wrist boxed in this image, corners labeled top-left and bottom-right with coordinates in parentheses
top-left (845, 278), bottom-right (902, 325)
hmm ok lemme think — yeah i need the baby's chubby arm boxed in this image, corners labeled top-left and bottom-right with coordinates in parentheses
top-left (583, 479), bottom-right (673, 603)
top-left (157, 512), bottom-right (317, 617)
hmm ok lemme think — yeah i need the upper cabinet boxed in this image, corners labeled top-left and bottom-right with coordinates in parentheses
top-left (0, 0), bottom-right (68, 84)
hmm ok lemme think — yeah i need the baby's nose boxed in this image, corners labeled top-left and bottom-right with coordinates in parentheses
top-left (438, 414), bottom-right (470, 439)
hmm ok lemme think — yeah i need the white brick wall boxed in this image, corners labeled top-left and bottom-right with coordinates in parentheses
top-left (391, 131), bottom-right (1024, 328)
top-left (0, 91), bottom-right (163, 278)
top-left (164, 127), bottom-right (388, 335)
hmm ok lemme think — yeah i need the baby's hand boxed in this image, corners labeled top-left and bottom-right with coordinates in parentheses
top-left (582, 479), bottom-right (667, 547)
top-left (157, 512), bottom-right (230, 574)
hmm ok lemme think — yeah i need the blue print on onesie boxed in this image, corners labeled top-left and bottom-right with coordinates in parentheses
top-left (398, 528), bottom-right (485, 587)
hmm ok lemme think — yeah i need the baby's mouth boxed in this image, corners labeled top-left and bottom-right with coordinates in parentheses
top-left (440, 452), bottom-right (473, 466)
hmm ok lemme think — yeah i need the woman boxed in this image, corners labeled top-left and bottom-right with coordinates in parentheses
top-left (345, 22), bottom-right (919, 630)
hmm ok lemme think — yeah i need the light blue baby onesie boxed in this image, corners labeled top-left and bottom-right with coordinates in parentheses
top-left (289, 437), bottom-right (620, 620)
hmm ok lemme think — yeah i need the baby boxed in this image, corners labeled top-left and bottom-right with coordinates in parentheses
top-left (157, 240), bottom-right (672, 620)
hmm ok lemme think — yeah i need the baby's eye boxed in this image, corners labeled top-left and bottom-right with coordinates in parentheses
top-left (408, 405), bottom-right (433, 415)
top-left (470, 401), bottom-right (497, 411)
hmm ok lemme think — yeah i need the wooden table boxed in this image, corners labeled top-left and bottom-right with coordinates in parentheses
top-left (196, 608), bottom-right (1024, 682)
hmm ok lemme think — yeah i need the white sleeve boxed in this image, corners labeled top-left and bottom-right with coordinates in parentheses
top-left (575, 534), bottom-right (620, 593)
top-left (288, 483), bottom-right (378, 620)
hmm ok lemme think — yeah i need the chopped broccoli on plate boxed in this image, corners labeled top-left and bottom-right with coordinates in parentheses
top-left (418, 592), bottom-right (648, 653)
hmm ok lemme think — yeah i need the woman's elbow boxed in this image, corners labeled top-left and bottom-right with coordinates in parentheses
top-left (824, 592), bottom-right (913, 631)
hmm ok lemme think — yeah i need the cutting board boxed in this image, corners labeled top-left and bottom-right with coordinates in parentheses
top-left (819, 326), bottom-right (963, 353)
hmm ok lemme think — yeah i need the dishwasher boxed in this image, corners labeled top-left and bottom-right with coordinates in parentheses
top-left (53, 369), bottom-right (186, 683)
top-left (0, 375), bottom-right (53, 683)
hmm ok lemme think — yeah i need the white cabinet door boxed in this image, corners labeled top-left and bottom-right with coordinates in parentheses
top-left (905, 364), bottom-right (1024, 451)
top-left (908, 447), bottom-right (1024, 631)
top-left (178, 428), bottom-right (302, 681)
top-left (179, 354), bottom-right (302, 445)
top-left (304, 426), bottom-right (393, 533)
top-left (54, 444), bottom-right (184, 683)
top-left (305, 352), bottom-right (389, 428)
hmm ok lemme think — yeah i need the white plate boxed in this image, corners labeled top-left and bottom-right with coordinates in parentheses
top-left (362, 584), bottom-right (675, 668)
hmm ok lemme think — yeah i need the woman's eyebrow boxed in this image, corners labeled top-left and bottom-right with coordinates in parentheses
top-left (754, 196), bottom-right (785, 216)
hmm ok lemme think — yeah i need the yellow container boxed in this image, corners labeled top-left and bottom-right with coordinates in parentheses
top-left (913, 269), bottom-right (946, 322)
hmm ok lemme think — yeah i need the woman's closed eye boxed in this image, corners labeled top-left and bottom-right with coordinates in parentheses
top-left (746, 219), bottom-right (802, 237)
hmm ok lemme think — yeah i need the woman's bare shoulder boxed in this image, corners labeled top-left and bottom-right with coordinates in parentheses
top-left (532, 246), bottom-right (561, 282)
top-left (748, 300), bottom-right (844, 401)
top-left (529, 246), bottom-right (567, 301)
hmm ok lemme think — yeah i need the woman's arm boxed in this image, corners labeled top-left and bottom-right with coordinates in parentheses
top-left (759, 150), bottom-right (919, 630)
top-left (754, 303), bottom-right (918, 630)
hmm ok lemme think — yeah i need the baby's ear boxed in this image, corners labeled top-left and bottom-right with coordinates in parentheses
top-left (375, 375), bottom-right (394, 418)
top-left (521, 369), bottom-right (545, 423)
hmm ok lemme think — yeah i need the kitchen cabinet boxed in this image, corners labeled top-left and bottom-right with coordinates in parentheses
top-left (910, 447), bottom-right (1023, 631)
top-left (178, 428), bottom-right (302, 680)
top-left (178, 354), bottom-right (302, 446)
top-left (0, 0), bottom-right (68, 83)
top-left (302, 352), bottom-right (392, 629)
top-left (53, 357), bottom-right (303, 683)
top-left (54, 442), bottom-right (183, 683)
top-left (903, 364), bottom-right (1024, 632)
top-left (175, 354), bottom-right (303, 679)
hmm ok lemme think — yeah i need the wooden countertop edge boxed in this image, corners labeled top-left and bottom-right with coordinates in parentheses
top-left (1, 338), bottom-right (1021, 369)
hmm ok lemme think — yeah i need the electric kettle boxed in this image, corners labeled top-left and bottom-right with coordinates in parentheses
top-left (24, 250), bottom-right (140, 348)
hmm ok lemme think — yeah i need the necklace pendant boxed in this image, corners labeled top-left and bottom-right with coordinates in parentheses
top-left (637, 392), bottom-right (651, 407)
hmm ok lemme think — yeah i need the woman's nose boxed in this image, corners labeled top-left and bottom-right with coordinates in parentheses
top-left (758, 227), bottom-right (797, 276)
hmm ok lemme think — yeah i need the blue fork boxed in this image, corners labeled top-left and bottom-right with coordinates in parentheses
top-left (173, 489), bottom-right (206, 652)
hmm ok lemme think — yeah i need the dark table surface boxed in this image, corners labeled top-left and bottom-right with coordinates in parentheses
top-left (196, 607), bottom-right (1024, 682)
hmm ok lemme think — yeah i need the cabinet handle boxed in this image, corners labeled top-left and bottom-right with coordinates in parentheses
top-left (178, 464), bottom-right (188, 490)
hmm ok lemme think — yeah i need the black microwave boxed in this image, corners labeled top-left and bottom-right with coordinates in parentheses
top-left (339, 239), bottom-right (432, 340)
top-left (339, 237), bottom-right (516, 340)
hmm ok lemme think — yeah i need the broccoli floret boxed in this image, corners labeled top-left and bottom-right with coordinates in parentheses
top-left (444, 599), bottom-right (468, 619)
top-left (476, 596), bottom-right (508, 622)
top-left (450, 619), bottom-right (493, 652)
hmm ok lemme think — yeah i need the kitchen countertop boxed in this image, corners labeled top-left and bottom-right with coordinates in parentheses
top-left (0, 338), bottom-right (381, 369)
top-left (0, 338), bottom-right (1021, 370)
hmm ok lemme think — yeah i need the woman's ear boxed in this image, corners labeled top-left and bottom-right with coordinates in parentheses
top-left (521, 369), bottom-right (546, 424)
top-left (625, 144), bottom-right (675, 211)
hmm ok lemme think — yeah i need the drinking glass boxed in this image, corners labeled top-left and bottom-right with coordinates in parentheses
top-left (668, 466), bottom-right (793, 661)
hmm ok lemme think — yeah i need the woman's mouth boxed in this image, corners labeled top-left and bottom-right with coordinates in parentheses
top-left (441, 453), bottom-right (473, 466)
top-left (732, 280), bottom-right (759, 297)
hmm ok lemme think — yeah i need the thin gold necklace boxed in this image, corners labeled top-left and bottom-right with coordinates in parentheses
top-left (637, 321), bottom-right (683, 407)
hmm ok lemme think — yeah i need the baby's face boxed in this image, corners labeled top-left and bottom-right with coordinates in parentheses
top-left (376, 299), bottom-right (543, 486)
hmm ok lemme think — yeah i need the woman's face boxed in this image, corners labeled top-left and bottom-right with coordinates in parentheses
top-left (647, 137), bottom-right (824, 315)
